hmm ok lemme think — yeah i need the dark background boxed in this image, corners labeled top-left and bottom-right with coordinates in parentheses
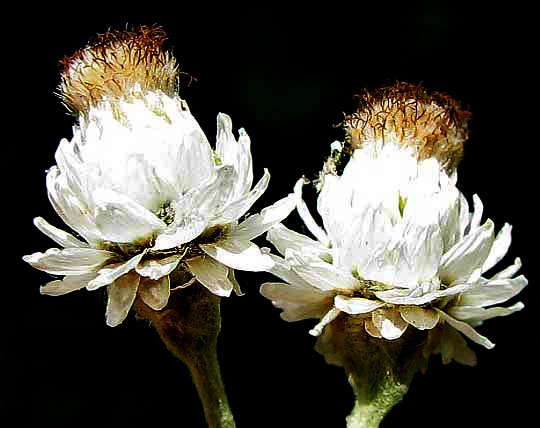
top-left (4, 2), bottom-right (535, 427)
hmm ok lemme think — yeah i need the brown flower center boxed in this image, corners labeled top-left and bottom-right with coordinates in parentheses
top-left (58, 25), bottom-right (179, 115)
top-left (340, 82), bottom-right (472, 174)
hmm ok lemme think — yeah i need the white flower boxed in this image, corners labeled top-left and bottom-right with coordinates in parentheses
top-left (261, 83), bottom-right (527, 365)
top-left (23, 27), bottom-right (295, 327)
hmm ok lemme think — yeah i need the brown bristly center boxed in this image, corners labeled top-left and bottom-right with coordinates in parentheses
top-left (341, 82), bottom-right (472, 174)
top-left (58, 24), bottom-right (179, 115)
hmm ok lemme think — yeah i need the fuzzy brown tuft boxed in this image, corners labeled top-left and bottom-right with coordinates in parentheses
top-left (342, 82), bottom-right (472, 174)
top-left (58, 24), bottom-right (179, 114)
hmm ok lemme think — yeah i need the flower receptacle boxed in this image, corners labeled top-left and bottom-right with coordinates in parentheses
top-left (316, 313), bottom-right (430, 428)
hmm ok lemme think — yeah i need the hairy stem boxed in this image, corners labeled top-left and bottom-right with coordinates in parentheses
top-left (345, 354), bottom-right (409, 428)
top-left (317, 315), bottom-right (429, 428)
top-left (134, 282), bottom-right (235, 428)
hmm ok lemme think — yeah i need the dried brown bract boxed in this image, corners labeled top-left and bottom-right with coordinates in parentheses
top-left (58, 24), bottom-right (179, 115)
top-left (342, 82), bottom-right (472, 174)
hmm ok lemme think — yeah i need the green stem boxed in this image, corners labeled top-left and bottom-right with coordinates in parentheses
top-left (317, 315), bottom-right (428, 428)
top-left (189, 343), bottom-right (236, 428)
top-left (345, 359), bottom-right (409, 428)
top-left (134, 282), bottom-right (235, 428)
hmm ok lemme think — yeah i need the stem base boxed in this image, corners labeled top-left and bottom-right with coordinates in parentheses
top-left (316, 315), bottom-right (429, 428)
top-left (134, 283), bottom-right (236, 428)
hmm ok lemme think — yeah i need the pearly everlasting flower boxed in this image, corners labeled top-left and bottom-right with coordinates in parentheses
top-left (261, 83), bottom-right (527, 365)
top-left (23, 26), bottom-right (294, 327)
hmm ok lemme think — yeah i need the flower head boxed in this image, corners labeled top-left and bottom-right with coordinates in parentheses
top-left (261, 83), bottom-right (527, 365)
top-left (24, 26), bottom-right (294, 326)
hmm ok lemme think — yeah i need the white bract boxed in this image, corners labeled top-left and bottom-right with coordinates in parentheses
top-left (24, 91), bottom-right (294, 326)
top-left (261, 140), bottom-right (527, 365)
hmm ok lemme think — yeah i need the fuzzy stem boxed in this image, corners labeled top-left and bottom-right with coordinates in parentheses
top-left (318, 316), bottom-right (428, 428)
top-left (345, 358), bottom-right (409, 428)
top-left (134, 282), bottom-right (235, 428)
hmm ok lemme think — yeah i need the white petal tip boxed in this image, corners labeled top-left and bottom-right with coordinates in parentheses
top-left (217, 112), bottom-right (232, 122)
top-left (39, 287), bottom-right (57, 296)
top-left (309, 327), bottom-right (322, 337)
top-left (201, 281), bottom-right (233, 297)
top-left (105, 318), bottom-right (123, 328)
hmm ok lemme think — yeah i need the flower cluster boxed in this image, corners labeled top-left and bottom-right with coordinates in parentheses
top-left (23, 26), bottom-right (294, 326)
top-left (23, 25), bottom-right (527, 370)
top-left (261, 83), bottom-right (527, 365)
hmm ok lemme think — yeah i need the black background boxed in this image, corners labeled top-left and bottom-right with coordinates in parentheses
top-left (4, 2), bottom-right (536, 427)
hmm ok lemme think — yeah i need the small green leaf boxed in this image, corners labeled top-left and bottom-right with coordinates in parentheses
top-left (399, 194), bottom-right (407, 217)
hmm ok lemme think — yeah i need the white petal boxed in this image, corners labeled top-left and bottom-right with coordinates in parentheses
top-left (364, 317), bottom-right (383, 338)
top-left (261, 281), bottom-right (329, 305)
top-left (481, 223), bottom-right (512, 274)
top-left (437, 187), bottom-right (463, 251)
top-left (215, 113), bottom-right (236, 156)
top-left (212, 168), bottom-right (270, 225)
top-left (372, 308), bottom-right (408, 340)
top-left (260, 282), bottom-right (331, 321)
top-left (232, 194), bottom-right (296, 242)
top-left (170, 277), bottom-right (197, 291)
top-left (106, 270), bottom-right (140, 327)
top-left (135, 255), bottom-right (182, 280)
top-left (216, 113), bottom-right (253, 198)
top-left (448, 302), bottom-right (524, 325)
top-left (185, 256), bottom-right (233, 297)
top-left (200, 239), bottom-right (273, 272)
top-left (196, 166), bottom-right (237, 218)
top-left (339, 206), bottom-right (394, 278)
top-left (236, 127), bottom-right (254, 192)
top-left (172, 168), bottom-right (224, 219)
top-left (267, 223), bottom-right (329, 259)
top-left (119, 153), bottom-right (177, 212)
top-left (265, 254), bottom-right (316, 289)
top-left (439, 219), bottom-right (495, 284)
top-left (458, 275), bottom-right (528, 307)
top-left (288, 251), bottom-right (357, 291)
top-left (55, 137), bottom-right (86, 199)
top-left (282, 305), bottom-right (331, 322)
top-left (406, 223), bottom-right (444, 282)
top-left (40, 272), bottom-right (98, 296)
top-left (375, 280), bottom-right (476, 305)
top-left (87, 252), bottom-right (145, 290)
top-left (152, 216), bottom-right (207, 250)
top-left (227, 268), bottom-right (243, 296)
top-left (294, 178), bottom-right (330, 245)
top-left (334, 295), bottom-right (384, 315)
top-left (457, 192), bottom-right (470, 242)
top-left (138, 275), bottom-right (170, 310)
top-left (33, 217), bottom-right (88, 248)
top-left (309, 307), bottom-right (341, 336)
top-left (23, 247), bottom-right (117, 275)
top-left (92, 189), bottom-right (166, 243)
top-left (46, 166), bottom-right (101, 244)
top-left (317, 174), bottom-right (344, 242)
top-left (437, 310), bottom-right (494, 349)
top-left (386, 222), bottom-right (443, 286)
top-left (173, 124), bottom-right (215, 194)
top-left (399, 306), bottom-right (440, 330)
top-left (468, 194), bottom-right (484, 232)
top-left (492, 257), bottom-right (522, 280)
top-left (440, 324), bottom-right (477, 366)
